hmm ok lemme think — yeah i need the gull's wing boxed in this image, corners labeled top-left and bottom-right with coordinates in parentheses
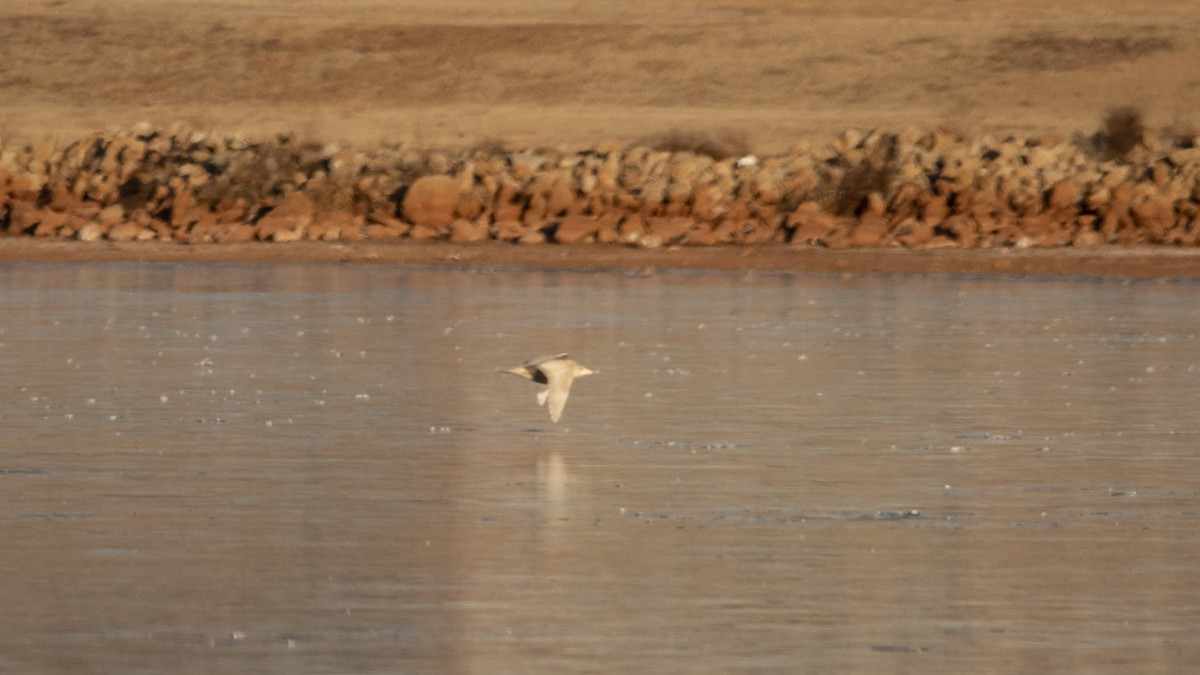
top-left (507, 354), bottom-right (568, 382)
top-left (524, 353), bottom-right (569, 368)
top-left (520, 354), bottom-right (570, 386)
top-left (544, 376), bottom-right (572, 423)
top-left (535, 358), bottom-right (576, 423)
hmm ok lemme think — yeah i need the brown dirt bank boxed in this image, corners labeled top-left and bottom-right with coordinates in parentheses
top-left (2, 239), bottom-right (1198, 280)
top-left (2, 0), bottom-right (1199, 152)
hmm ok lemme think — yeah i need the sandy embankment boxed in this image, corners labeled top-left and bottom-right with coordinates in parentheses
top-left (2, 117), bottom-right (1198, 278)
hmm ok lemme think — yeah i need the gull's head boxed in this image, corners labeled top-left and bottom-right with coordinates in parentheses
top-left (573, 363), bottom-right (596, 378)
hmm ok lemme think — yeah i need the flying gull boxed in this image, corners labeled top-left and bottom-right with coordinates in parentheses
top-left (505, 353), bottom-right (595, 423)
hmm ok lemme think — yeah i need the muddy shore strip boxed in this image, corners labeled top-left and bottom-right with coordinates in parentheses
top-left (1, 239), bottom-right (1197, 280)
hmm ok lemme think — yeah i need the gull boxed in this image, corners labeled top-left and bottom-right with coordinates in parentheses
top-left (505, 353), bottom-right (595, 423)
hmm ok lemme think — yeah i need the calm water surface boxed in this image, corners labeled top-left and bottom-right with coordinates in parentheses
top-left (1, 262), bottom-right (1197, 674)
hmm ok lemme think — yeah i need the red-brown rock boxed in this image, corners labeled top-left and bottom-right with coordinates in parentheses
top-left (170, 191), bottom-right (206, 229)
top-left (1165, 213), bottom-right (1200, 246)
top-left (6, 201), bottom-right (42, 234)
top-left (545, 179), bottom-right (576, 217)
top-left (888, 183), bottom-right (922, 222)
top-left (33, 210), bottom-right (69, 237)
top-left (594, 213), bottom-right (623, 244)
top-left (519, 228), bottom-right (547, 245)
top-left (938, 215), bottom-right (979, 247)
top-left (553, 215), bottom-right (601, 244)
top-left (7, 175), bottom-right (41, 201)
top-left (850, 212), bottom-right (890, 247)
top-left (106, 222), bottom-right (145, 242)
top-left (1130, 196), bottom-right (1175, 241)
top-left (402, 175), bottom-right (460, 227)
top-left (1046, 178), bottom-right (1081, 212)
top-left (215, 197), bottom-right (250, 225)
top-left (646, 217), bottom-right (694, 245)
top-left (738, 218), bottom-right (778, 244)
top-left (97, 204), bottom-right (125, 227)
top-left (45, 182), bottom-right (80, 212)
top-left (148, 218), bottom-right (174, 241)
top-left (492, 219), bottom-right (527, 242)
top-left (309, 210), bottom-right (357, 242)
top-left (920, 194), bottom-right (949, 227)
top-left (256, 192), bottom-right (314, 241)
top-left (522, 195), bottom-right (548, 227)
top-left (492, 184), bottom-right (525, 222)
top-left (365, 214), bottom-right (410, 238)
top-left (408, 223), bottom-right (448, 241)
top-left (449, 218), bottom-right (488, 243)
top-left (787, 202), bottom-right (837, 245)
top-left (186, 212), bottom-right (222, 244)
top-left (217, 224), bottom-right (257, 243)
top-left (891, 218), bottom-right (934, 248)
top-left (1015, 214), bottom-right (1072, 247)
top-left (76, 222), bottom-right (105, 242)
top-left (709, 219), bottom-right (741, 244)
top-left (618, 214), bottom-right (647, 245)
top-left (684, 221), bottom-right (720, 246)
top-left (364, 223), bottom-right (404, 240)
top-left (690, 184), bottom-right (726, 222)
top-left (454, 190), bottom-right (488, 222)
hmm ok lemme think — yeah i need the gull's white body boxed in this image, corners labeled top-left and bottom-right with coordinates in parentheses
top-left (505, 353), bottom-right (594, 423)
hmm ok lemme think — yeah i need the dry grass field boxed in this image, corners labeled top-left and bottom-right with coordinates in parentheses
top-left (2, 0), bottom-right (1198, 153)
top-left (2, 0), bottom-right (1200, 274)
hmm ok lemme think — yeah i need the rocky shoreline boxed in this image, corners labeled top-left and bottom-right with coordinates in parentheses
top-left (1, 120), bottom-right (1198, 252)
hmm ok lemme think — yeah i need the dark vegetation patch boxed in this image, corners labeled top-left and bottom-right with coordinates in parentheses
top-left (643, 129), bottom-right (753, 161)
top-left (1090, 106), bottom-right (1146, 160)
top-left (990, 32), bottom-right (1174, 71)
